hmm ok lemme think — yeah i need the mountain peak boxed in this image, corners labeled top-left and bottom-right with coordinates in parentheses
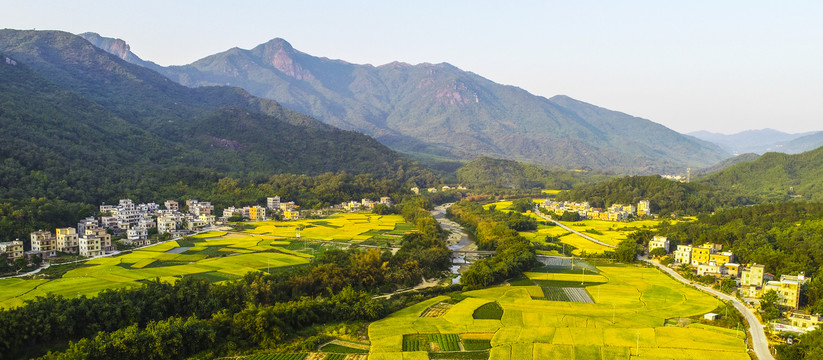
top-left (250, 38), bottom-right (309, 80)
top-left (78, 32), bottom-right (132, 60)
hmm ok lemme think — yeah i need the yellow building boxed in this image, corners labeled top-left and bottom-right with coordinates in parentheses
top-left (724, 263), bottom-right (741, 277)
top-left (788, 312), bottom-right (823, 331)
top-left (283, 210), bottom-right (300, 220)
top-left (637, 200), bottom-right (651, 216)
top-left (0, 240), bottom-right (24, 260)
top-left (691, 247), bottom-right (710, 266)
top-left (765, 273), bottom-right (807, 309)
top-left (55, 228), bottom-right (79, 253)
top-left (709, 252), bottom-right (734, 266)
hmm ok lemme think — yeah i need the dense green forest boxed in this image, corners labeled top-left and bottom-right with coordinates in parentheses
top-left (455, 157), bottom-right (611, 190)
top-left (700, 146), bottom-right (823, 203)
top-left (0, 198), bottom-right (453, 359)
top-left (555, 175), bottom-right (741, 216)
top-left (447, 201), bottom-right (538, 289)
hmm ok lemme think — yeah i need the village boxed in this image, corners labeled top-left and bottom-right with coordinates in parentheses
top-left (0, 195), bottom-right (394, 266)
top-left (647, 236), bottom-right (821, 336)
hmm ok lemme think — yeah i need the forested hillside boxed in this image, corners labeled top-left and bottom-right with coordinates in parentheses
top-left (701, 146), bottom-right (823, 202)
top-left (555, 175), bottom-right (739, 216)
top-left (0, 30), bottom-right (436, 241)
top-left (455, 157), bottom-right (611, 190)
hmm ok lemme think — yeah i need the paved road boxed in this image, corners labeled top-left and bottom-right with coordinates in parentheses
top-left (533, 206), bottom-right (616, 249)
top-left (643, 257), bottom-right (773, 360)
top-left (533, 205), bottom-right (773, 359)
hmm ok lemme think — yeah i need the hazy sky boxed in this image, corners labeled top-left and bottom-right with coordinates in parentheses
top-left (3, 1), bottom-right (822, 134)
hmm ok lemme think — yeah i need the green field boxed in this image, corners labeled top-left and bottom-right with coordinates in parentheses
top-left (368, 263), bottom-right (748, 360)
top-left (0, 213), bottom-right (413, 309)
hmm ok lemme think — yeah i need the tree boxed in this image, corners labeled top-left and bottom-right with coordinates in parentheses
top-left (720, 278), bottom-right (736, 294)
top-left (13, 257), bottom-right (28, 273)
top-left (615, 239), bottom-right (639, 263)
top-left (649, 247), bottom-right (668, 258)
top-left (761, 289), bottom-right (781, 322)
top-left (0, 254), bottom-right (9, 273)
top-left (511, 198), bottom-right (533, 213)
top-left (30, 254), bottom-right (43, 268)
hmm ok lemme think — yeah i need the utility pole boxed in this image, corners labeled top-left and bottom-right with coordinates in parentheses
top-left (636, 332), bottom-right (640, 356)
top-left (612, 304), bottom-right (616, 325)
top-left (581, 266), bottom-right (585, 285)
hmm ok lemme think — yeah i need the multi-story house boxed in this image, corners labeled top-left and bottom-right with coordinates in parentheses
top-left (648, 236), bottom-right (670, 253)
top-left (0, 240), bottom-right (24, 260)
top-left (637, 200), bottom-right (651, 216)
top-left (30, 230), bottom-right (56, 256)
top-left (709, 252), bottom-right (734, 266)
top-left (267, 196), bottom-right (281, 210)
top-left (85, 228), bottom-right (112, 251)
top-left (79, 235), bottom-right (102, 257)
top-left (164, 200), bottom-right (179, 211)
top-left (55, 228), bottom-right (79, 253)
top-left (691, 247), bottom-right (710, 266)
top-left (741, 264), bottom-right (765, 286)
top-left (765, 273), bottom-right (808, 309)
top-left (674, 245), bottom-right (692, 264)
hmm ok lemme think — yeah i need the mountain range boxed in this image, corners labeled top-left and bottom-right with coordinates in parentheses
top-left (80, 33), bottom-right (730, 174)
top-left (0, 29), bottom-right (431, 205)
top-left (689, 129), bottom-right (823, 155)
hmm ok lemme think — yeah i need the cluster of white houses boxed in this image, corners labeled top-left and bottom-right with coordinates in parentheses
top-left (539, 199), bottom-right (652, 221)
top-left (0, 195), bottom-right (394, 263)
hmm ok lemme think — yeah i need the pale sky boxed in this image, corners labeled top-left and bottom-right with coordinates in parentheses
top-left (3, 0), bottom-right (822, 134)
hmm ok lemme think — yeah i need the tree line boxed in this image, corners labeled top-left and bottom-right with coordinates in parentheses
top-left (446, 200), bottom-right (538, 289)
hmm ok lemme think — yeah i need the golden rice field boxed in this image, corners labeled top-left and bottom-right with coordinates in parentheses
top-left (368, 263), bottom-right (748, 360)
top-left (244, 213), bottom-right (408, 243)
top-left (483, 200), bottom-right (678, 255)
top-left (0, 213), bottom-right (413, 309)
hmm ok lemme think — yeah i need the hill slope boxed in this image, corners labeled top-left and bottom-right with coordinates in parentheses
top-left (81, 34), bottom-right (729, 173)
top-left (700, 146), bottom-right (823, 202)
top-left (689, 129), bottom-right (822, 155)
top-left (0, 30), bottom-right (431, 205)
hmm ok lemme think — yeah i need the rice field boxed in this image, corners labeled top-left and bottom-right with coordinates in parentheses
top-left (243, 213), bottom-right (406, 243)
top-left (367, 263), bottom-right (748, 360)
top-left (482, 199), bottom-right (678, 256)
top-left (0, 213), bottom-right (414, 309)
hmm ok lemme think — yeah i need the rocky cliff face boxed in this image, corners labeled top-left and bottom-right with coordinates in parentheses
top-left (79, 32), bottom-right (163, 71)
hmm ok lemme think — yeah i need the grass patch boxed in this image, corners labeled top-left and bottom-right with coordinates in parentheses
top-left (186, 271), bottom-right (241, 283)
top-left (429, 352), bottom-right (489, 359)
top-left (142, 261), bottom-right (190, 268)
top-left (471, 302), bottom-right (503, 320)
top-left (461, 339), bottom-right (492, 351)
top-left (428, 333), bottom-right (460, 352)
top-left (319, 343), bottom-right (368, 354)
top-left (243, 354), bottom-right (307, 360)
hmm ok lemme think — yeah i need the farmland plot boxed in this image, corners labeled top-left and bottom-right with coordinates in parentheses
top-left (368, 263), bottom-right (747, 360)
